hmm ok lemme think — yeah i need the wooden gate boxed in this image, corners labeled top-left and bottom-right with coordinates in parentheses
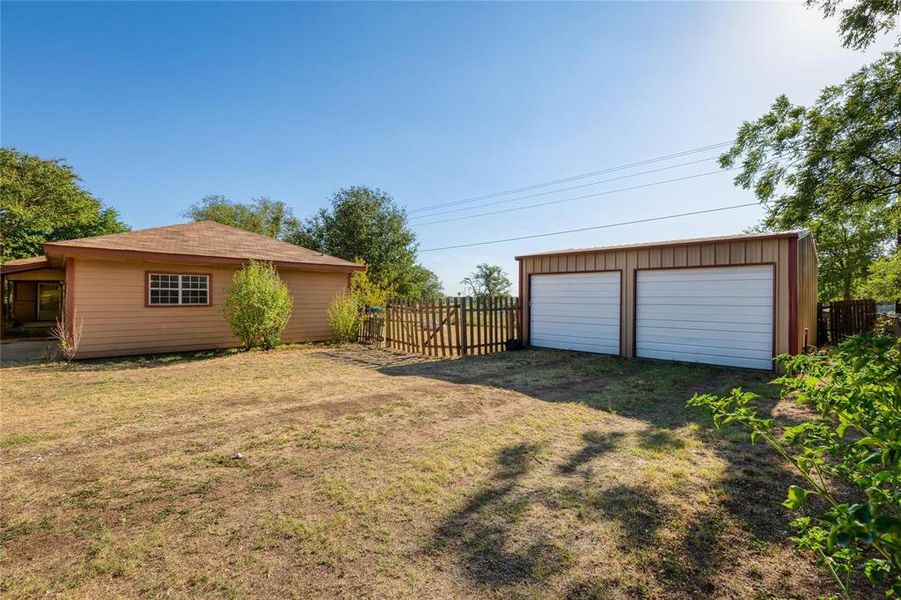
top-left (358, 297), bottom-right (521, 357)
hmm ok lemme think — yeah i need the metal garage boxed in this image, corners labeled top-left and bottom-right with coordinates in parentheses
top-left (530, 272), bottom-right (620, 354)
top-left (516, 230), bottom-right (818, 369)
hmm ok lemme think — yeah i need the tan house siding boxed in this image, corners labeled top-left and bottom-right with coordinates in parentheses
top-left (519, 235), bottom-right (814, 361)
top-left (280, 269), bottom-right (350, 342)
top-left (72, 258), bottom-right (348, 359)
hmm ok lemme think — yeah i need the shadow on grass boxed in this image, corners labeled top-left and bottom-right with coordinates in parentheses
top-left (426, 443), bottom-right (575, 587)
top-left (3, 348), bottom-right (243, 372)
top-left (557, 431), bottom-right (624, 475)
top-left (360, 347), bottom-right (820, 594)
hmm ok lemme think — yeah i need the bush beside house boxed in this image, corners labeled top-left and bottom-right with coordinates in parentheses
top-left (224, 261), bottom-right (293, 349)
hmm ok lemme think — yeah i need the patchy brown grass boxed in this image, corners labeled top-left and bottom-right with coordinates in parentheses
top-left (1, 344), bottom-right (844, 598)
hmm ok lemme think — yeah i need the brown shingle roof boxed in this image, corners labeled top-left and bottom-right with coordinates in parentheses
top-left (0, 255), bottom-right (51, 274)
top-left (42, 221), bottom-right (363, 271)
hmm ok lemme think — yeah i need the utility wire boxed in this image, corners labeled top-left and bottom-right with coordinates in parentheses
top-left (417, 202), bottom-right (760, 253)
top-left (410, 155), bottom-right (717, 221)
top-left (407, 140), bottom-right (733, 214)
top-left (414, 167), bottom-right (733, 227)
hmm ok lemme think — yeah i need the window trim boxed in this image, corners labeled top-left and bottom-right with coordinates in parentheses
top-left (145, 271), bottom-right (212, 307)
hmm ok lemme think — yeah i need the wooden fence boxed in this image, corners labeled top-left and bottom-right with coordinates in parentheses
top-left (358, 297), bottom-right (521, 357)
top-left (817, 299), bottom-right (877, 345)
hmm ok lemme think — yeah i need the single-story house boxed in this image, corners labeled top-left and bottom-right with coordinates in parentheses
top-left (0, 221), bottom-right (364, 359)
top-left (516, 230), bottom-right (817, 369)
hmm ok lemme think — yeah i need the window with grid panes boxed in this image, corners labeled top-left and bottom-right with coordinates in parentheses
top-left (148, 273), bottom-right (209, 305)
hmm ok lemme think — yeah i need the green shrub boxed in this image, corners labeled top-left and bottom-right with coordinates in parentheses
top-left (688, 334), bottom-right (900, 598)
top-left (223, 261), bottom-right (293, 349)
top-left (327, 291), bottom-right (359, 342)
top-left (350, 264), bottom-right (392, 307)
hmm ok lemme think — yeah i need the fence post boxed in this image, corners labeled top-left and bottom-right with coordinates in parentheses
top-left (459, 297), bottom-right (468, 356)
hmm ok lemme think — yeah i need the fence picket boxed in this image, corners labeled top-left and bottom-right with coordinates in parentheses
top-left (356, 296), bottom-right (520, 358)
top-left (816, 299), bottom-right (877, 345)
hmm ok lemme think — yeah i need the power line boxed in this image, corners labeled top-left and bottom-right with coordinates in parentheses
top-left (414, 167), bottom-right (733, 227)
top-left (410, 155), bottom-right (717, 221)
top-left (417, 202), bottom-right (760, 253)
top-left (407, 140), bottom-right (733, 214)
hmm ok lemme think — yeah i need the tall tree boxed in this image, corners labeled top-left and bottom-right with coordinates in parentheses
top-left (862, 250), bottom-right (901, 301)
top-left (720, 53), bottom-right (900, 223)
top-left (0, 148), bottom-right (129, 263)
top-left (288, 186), bottom-right (442, 300)
top-left (183, 195), bottom-right (300, 240)
top-left (807, 0), bottom-right (901, 49)
top-left (767, 206), bottom-right (895, 300)
top-left (720, 52), bottom-right (901, 299)
top-left (460, 263), bottom-right (512, 298)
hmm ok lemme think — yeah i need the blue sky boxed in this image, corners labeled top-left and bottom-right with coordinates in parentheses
top-left (2, 2), bottom-right (893, 293)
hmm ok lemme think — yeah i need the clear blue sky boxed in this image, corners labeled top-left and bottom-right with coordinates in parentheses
top-left (2, 2), bottom-right (892, 294)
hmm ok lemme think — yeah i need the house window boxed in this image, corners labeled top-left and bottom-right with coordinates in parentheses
top-left (148, 273), bottom-right (209, 306)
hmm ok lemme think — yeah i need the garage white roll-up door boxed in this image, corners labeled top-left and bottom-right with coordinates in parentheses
top-left (530, 272), bottom-right (620, 354)
top-left (636, 265), bottom-right (774, 369)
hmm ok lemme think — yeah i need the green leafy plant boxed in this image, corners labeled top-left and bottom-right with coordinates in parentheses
top-left (350, 262), bottom-right (392, 307)
top-left (327, 291), bottom-right (360, 343)
top-left (688, 334), bottom-right (900, 598)
top-left (223, 261), bottom-right (293, 350)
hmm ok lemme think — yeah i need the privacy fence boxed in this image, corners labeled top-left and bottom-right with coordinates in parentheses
top-left (816, 299), bottom-right (877, 346)
top-left (358, 297), bottom-right (521, 357)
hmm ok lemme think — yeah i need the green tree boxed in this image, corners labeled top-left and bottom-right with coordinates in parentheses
top-left (807, 0), bottom-right (901, 50)
top-left (721, 53), bottom-right (901, 299)
top-left (350, 263), bottom-right (393, 307)
top-left (720, 53), bottom-right (900, 224)
top-left (223, 261), bottom-right (293, 350)
top-left (460, 263), bottom-right (512, 298)
top-left (0, 148), bottom-right (129, 263)
top-left (288, 186), bottom-right (442, 300)
top-left (409, 264), bottom-right (445, 301)
top-left (183, 195), bottom-right (301, 240)
top-left (862, 250), bottom-right (901, 301)
top-left (763, 204), bottom-right (895, 300)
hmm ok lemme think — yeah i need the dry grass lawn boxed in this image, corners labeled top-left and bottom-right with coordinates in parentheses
top-left (2, 344), bottom-right (842, 598)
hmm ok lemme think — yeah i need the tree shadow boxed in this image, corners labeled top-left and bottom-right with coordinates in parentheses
top-left (368, 348), bottom-right (825, 593)
top-left (426, 442), bottom-right (575, 588)
top-left (557, 431), bottom-right (624, 475)
top-left (636, 428), bottom-right (686, 451)
top-left (593, 483), bottom-right (670, 551)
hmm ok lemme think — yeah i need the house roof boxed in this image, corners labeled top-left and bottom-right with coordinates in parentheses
top-left (0, 255), bottom-right (51, 275)
top-left (514, 230), bottom-right (809, 260)
top-left (41, 221), bottom-right (364, 272)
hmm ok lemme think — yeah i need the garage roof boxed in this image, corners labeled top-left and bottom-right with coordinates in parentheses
top-left (515, 230), bottom-right (808, 260)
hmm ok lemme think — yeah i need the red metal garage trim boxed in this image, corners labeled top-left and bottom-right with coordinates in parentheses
top-left (632, 262), bottom-right (778, 370)
top-left (526, 269), bottom-right (624, 356)
top-left (788, 237), bottom-right (798, 355)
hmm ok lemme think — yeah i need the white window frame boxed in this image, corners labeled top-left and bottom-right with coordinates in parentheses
top-left (147, 272), bottom-right (210, 306)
